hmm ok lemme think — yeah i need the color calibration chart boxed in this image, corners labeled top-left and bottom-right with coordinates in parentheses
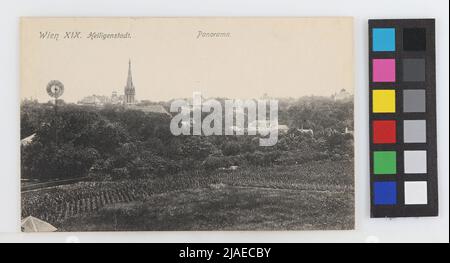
top-left (369, 19), bottom-right (438, 217)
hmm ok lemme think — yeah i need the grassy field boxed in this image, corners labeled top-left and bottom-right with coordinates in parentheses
top-left (22, 159), bottom-right (354, 231)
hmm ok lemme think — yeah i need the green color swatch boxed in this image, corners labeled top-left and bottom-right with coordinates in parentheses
top-left (374, 151), bottom-right (397, 174)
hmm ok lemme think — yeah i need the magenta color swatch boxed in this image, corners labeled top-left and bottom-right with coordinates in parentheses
top-left (373, 59), bottom-right (396, 82)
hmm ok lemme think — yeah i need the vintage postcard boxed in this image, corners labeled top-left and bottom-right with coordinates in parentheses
top-left (20, 17), bottom-right (354, 232)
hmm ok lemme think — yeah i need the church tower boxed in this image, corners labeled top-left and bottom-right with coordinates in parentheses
top-left (124, 59), bottom-right (136, 105)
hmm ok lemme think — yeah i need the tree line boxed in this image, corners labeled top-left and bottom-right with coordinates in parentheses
top-left (21, 97), bottom-right (353, 180)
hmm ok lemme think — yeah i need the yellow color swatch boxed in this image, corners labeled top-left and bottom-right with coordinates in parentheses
top-left (373, 90), bottom-right (396, 113)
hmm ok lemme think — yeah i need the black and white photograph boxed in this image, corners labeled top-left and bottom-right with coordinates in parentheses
top-left (20, 17), bottom-right (355, 232)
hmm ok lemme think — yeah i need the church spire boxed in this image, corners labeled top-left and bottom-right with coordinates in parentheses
top-left (127, 59), bottom-right (133, 88)
top-left (124, 59), bottom-right (136, 105)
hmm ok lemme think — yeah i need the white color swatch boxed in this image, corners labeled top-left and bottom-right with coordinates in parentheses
top-left (404, 181), bottom-right (428, 205)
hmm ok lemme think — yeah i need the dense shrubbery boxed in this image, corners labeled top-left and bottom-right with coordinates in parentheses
top-left (21, 97), bottom-right (353, 180)
top-left (21, 142), bottom-right (100, 179)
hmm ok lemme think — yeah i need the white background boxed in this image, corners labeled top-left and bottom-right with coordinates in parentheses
top-left (0, 0), bottom-right (448, 243)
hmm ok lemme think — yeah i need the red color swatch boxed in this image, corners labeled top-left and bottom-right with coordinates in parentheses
top-left (373, 120), bottom-right (396, 144)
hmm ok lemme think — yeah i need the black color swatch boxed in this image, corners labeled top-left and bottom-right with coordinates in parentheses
top-left (403, 28), bottom-right (427, 51)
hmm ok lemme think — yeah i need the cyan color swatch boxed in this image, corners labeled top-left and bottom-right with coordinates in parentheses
top-left (374, 181), bottom-right (397, 205)
top-left (373, 28), bottom-right (396, 52)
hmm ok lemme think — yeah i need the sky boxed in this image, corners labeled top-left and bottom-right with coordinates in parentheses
top-left (21, 17), bottom-right (354, 103)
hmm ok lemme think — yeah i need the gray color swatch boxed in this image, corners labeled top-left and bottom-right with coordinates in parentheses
top-left (404, 120), bottom-right (426, 143)
top-left (404, 150), bottom-right (427, 174)
top-left (403, 58), bottom-right (426, 82)
top-left (403, 89), bottom-right (426, 112)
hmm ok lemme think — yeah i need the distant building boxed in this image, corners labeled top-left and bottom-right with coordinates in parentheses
top-left (247, 120), bottom-right (289, 134)
top-left (110, 90), bottom-right (124, 104)
top-left (297, 127), bottom-right (314, 136)
top-left (127, 104), bottom-right (170, 116)
top-left (77, 60), bottom-right (171, 115)
top-left (344, 127), bottom-right (354, 135)
top-left (77, 95), bottom-right (110, 105)
top-left (332, 89), bottom-right (352, 101)
top-left (277, 125), bottom-right (289, 134)
top-left (261, 93), bottom-right (271, 100)
top-left (124, 59), bottom-right (136, 105)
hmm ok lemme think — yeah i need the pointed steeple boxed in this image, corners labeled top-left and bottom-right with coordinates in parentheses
top-left (124, 59), bottom-right (136, 105)
top-left (126, 59), bottom-right (133, 88)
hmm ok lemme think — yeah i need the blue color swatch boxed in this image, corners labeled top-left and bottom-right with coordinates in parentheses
top-left (374, 181), bottom-right (397, 205)
top-left (373, 28), bottom-right (396, 52)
